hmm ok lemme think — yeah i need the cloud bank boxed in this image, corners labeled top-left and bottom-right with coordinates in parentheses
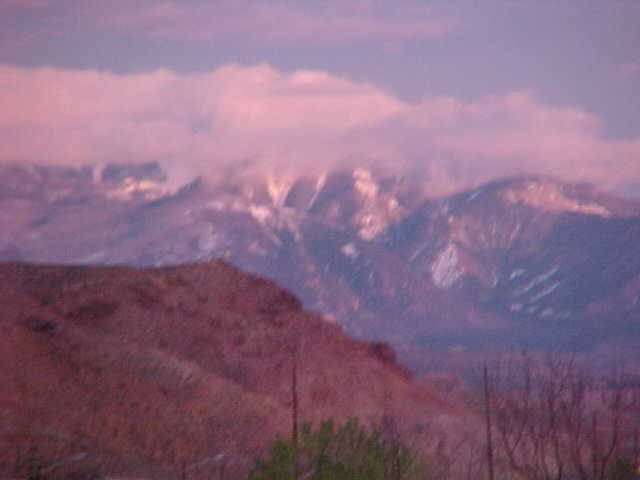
top-left (1, 63), bottom-right (639, 195)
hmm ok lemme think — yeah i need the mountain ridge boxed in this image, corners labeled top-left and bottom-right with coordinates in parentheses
top-left (2, 260), bottom-right (465, 478)
top-left (1, 162), bottom-right (639, 371)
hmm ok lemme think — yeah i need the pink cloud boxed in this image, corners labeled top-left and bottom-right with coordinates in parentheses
top-left (621, 62), bottom-right (640, 74)
top-left (0, 63), bottom-right (638, 196)
top-left (98, 1), bottom-right (456, 45)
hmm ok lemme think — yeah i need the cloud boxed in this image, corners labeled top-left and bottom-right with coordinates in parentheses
top-left (96, 0), bottom-right (456, 45)
top-left (1, 63), bottom-right (639, 195)
top-left (621, 62), bottom-right (640, 74)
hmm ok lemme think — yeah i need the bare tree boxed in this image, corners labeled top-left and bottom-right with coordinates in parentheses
top-left (291, 349), bottom-right (299, 480)
top-left (483, 353), bottom-right (640, 480)
top-left (483, 364), bottom-right (495, 480)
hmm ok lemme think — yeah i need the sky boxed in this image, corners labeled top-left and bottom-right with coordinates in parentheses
top-left (1, 0), bottom-right (639, 195)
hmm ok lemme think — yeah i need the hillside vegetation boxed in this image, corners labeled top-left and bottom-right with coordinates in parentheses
top-left (0, 261), bottom-right (465, 479)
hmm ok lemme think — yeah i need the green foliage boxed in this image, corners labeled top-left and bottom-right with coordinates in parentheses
top-left (249, 417), bottom-right (427, 480)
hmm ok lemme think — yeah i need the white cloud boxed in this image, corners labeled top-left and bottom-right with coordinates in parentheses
top-left (0, 63), bottom-right (638, 195)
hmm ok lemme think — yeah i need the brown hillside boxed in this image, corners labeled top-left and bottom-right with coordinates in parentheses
top-left (0, 261), bottom-right (467, 479)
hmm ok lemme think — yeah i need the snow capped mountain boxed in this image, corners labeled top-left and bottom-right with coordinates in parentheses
top-left (1, 163), bottom-right (639, 366)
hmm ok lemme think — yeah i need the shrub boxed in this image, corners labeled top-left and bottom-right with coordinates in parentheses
top-left (249, 417), bottom-right (427, 480)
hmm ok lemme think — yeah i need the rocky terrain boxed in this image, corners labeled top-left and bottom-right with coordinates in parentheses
top-left (1, 163), bottom-right (639, 371)
top-left (1, 261), bottom-right (464, 479)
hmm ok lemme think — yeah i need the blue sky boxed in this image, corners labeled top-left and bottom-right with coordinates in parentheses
top-left (1, 0), bottom-right (639, 194)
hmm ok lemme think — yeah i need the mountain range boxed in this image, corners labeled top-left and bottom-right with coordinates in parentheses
top-left (2, 162), bottom-right (639, 372)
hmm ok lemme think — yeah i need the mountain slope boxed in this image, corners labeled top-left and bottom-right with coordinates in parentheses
top-left (382, 177), bottom-right (640, 351)
top-left (1, 261), bottom-right (463, 479)
top-left (1, 164), bottom-right (639, 369)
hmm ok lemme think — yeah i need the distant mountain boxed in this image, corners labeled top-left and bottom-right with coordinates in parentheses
top-left (383, 177), bottom-right (640, 348)
top-left (1, 163), bottom-right (639, 368)
top-left (2, 261), bottom-right (461, 478)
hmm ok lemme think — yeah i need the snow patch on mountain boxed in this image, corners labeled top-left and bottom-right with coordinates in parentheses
top-left (351, 168), bottom-right (406, 240)
top-left (529, 281), bottom-right (559, 303)
top-left (246, 202), bottom-right (303, 243)
top-left (341, 242), bottom-right (359, 259)
top-left (306, 173), bottom-right (327, 210)
top-left (353, 168), bottom-right (379, 200)
top-left (431, 243), bottom-right (462, 288)
top-left (466, 188), bottom-right (484, 202)
top-left (508, 221), bottom-right (522, 244)
top-left (357, 213), bottom-right (389, 241)
top-left (107, 178), bottom-right (169, 201)
top-left (248, 204), bottom-right (273, 225)
top-left (515, 266), bottom-right (559, 296)
top-left (266, 175), bottom-right (293, 208)
top-left (502, 180), bottom-right (610, 217)
top-left (509, 268), bottom-right (526, 280)
top-left (409, 242), bottom-right (430, 263)
top-left (541, 307), bottom-right (555, 317)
